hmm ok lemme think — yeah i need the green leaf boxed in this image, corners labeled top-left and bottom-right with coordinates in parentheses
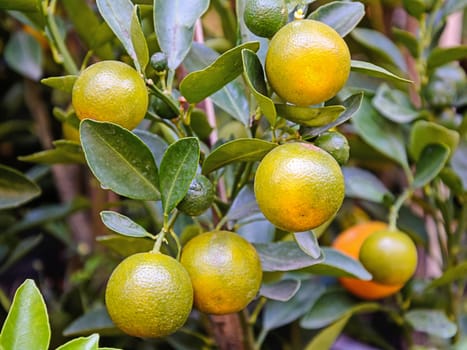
top-left (372, 84), bottom-right (418, 123)
top-left (351, 28), bottom-right (407, 73)
top-left (304, 248), bottom-right (372, 280)
top-left (180, 41), bottom-right (259, 103)
top-left (224, 185), bottom-right (261, 221)
top-left (392, 28), bottom-right (419, 58)
top-left (426, 261), bottom-right (467, 289)
top-left (133, 130), bottom-right (168, 168)
top-left (427, 46), bottom-right (467, 73)
top-left (100, 211), bottom-right (153, 238)
top-left (254, 241), bottom-right (324, 272)
top-left (0, 235), bottom-right (43, 274)
top-left (276, 104), bottom-right (345, 127)
top-left (241, 49), bottom-right (276, 125)
top-left (294, 231), bottom-right (321, 259)
top-left (0, 165), bottom-right (41, 209)
top-left (263, 280), bottom-right (325, 331)
top-left (352, 96), bottom-right (409, 169)
top-left (351, 60), bottom-right (412, 83)
top-left (412, 144), bottom-right (450, 188)
top-left (202, 138), bottom-right (276, 174)
top-left (405, 310), bottom-right (457, 338)
top-left (408, 120), bottom-right (460, 161)
top-left (96, 0), bottom-right (142, 71)
top-left (260, 279), bottom-right (301, 302)
top-left (154, 0), bottom-right (210, 70)
top-left (41, 75), bottom-right (77, 93)
top-left (63, 306), bottom-right (118, 337)
top-left (305, 313), bottom-right (352, 350)
top-left (159, 137), bottom-right (200, 215)
top-left (5, 31), bottom-right (42, 81)
top-left (18, 140), bottom-right (85, 164)
top-left (130, 5), bottom-right (149, 72)
top-left (0, 280), bottom-right (50, 350)
top-left (55, 334), bottom-right (99, 350)
top-left (300, 289), bottom-right (379, 329)
top-left (0, 0), bottom-right (40, 12)
top-left (342, 166), bottom-right (393, 204)
top-left (452, 140), bottom-right (467, 190)
top-left (80, 120), bottom-right (160, 200)
top-left (97, 234), bottom-right (154, 257)
top-left (307, 1), bottom-right (365, 37)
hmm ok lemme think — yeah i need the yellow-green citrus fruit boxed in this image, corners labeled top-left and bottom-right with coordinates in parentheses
top-left (265, 19), bottom-right (351, 106)
top-left (359, 229), bottom-right (418, 285)
top-left (244, 0), bottom-right (288, 38)
top-left (72, 60), bottom-right (148, 130)
top-left (254, 142), bottom-right (345, 232)
top-left (150, 52), bottom-right (168, 72)
top-left (177, 174), bottom-right (215, 216)
top-left (105, 252), bottom-right (193, 338)
top-left (180, 231), bottom-right (262, 315)
top-left (314, 131), bottom-right (350, 165)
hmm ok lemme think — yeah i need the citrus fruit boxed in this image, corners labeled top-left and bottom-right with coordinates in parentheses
top-left (105, 252), bottom-right (193, 338)
top-left (359, 229), bottom-right (418, 285)
top-left (149, 94), bottom-right (179, 119)
top-left (254, 142), bottom-right (344, 232)
top-left (314, 131), bottom-right (350, 165)
top-left (177, 174), bottom-right (215, 216)
top-left (332, 221), bottom-right (404, 300)
top-left (180, 230), bottom-right (262, 315)
top-left (244, 0), bottom-right (288, 38)
top-left (150, 52), bottom-right (168, 72)
top-left (265, 19), bottom-right (351, 106)
top-left (72, 60), bottom-right (148, 130)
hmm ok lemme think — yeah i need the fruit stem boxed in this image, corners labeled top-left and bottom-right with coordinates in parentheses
top-left (254, 327), bottom-right (268, 350)
top-left (248, 297), bottom-right (267, 325)
top-left (388, 188), bottom-right (413, 231)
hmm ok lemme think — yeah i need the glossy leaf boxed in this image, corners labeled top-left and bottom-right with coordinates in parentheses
top-left (56, 334), bottom-right (99, 350)
top-left (260, 279), bottom-right (301, 302)
top-left (307, 1), bottom-right (364, 37)
top-left (412, 144), bottom-right (450, 188)
top-left (254, 241), bottom-right (324, 272)
top-left (426, 261), bottom-right (467, 289)
top-left (159, 137), bottom-right (200, 215)
top-left (154, 0), bottom-right (209, 70)
top-left (351, 60), bottom-right (412, 83)
top-left (4, 31), bottom-right (42, 81)
top-left (305, 313), bottom-right (351, 350)
top-left (405, 310), bottom-right (457, 338)
top-left (18, 140), bottom-right (85, 164)
top-left (263, 280), bottom-right (325, 331)
top-left (63, 307), bottom-right (118, 337)
top-left (130, 5), bottom-right (149, 72)
top-left (427, 46), bottom-right (467, 73)
top-left (408, 120), bottom-right (460, 161)
top-left (202, 138), bottom-right (276, 174)
top-left (372, 84), bottom-right (418, 123)
top-left (96, 0), bottom-right (141, 71)
top-left (0, 280), bottom-right (50, 350)
top-left (97, 234), bottom-right (154, 257)
top-left (80, 120), bottom-right (160, 200)
top-left (41, 75), bottom-right (77, 93)
top-left (342, 166), bottom-right (393, 204)
top-left (304, 247), bottom-right (372, 280)
top-left (276, 104), bottom-right (345, 127)
top-left (242, 49), bottom-right (276, 125)
top-left (133, 129), bottom-right (168, 168)
top-left (0, 165), bottom-right (41, 209)
top-left (294, 231), bottom-right (321, 259)
top-left (180, 41), bottom-right (259, 103)
top-left (352, 96), bottom-right (409, 169)
top-left (351, 28), bottom-right (407, 72)
top-left (100, 211), bottom-right (153, 238)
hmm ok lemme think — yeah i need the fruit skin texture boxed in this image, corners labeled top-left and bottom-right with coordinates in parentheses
top-left (314, 131), bottom-right (350, 165)
top-left (180, 231), bottom-right (262, 315)
top-left (332, 221), bottom-right (403, 300)
top-left (265, 19), bottom-right (351, 106)
top-left (177, 174), bottom-right (215, 216)
top-left (254, 142), bottom-right (345, 232)
top-left (244, 0), bottom-right (288, 39)
top-left (359, 229), bottom-right (418, 286)
top-left (72, 60), bottom-right (148, 130)
top-left (105, 252), bottom-right (193, 338)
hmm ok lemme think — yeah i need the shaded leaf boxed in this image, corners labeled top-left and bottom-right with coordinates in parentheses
top-left (451, 140), bottom-right (467, 190)
top-left (56, 334), bottom-right (99, 350)
top-left (41, 75), bottom-right (77, 93)
top-left (427, 46), bottom-right (467, 73)
top-left (0, 165), bottom-right (41, 209)
top-left (96, 234), bottom-right (154, 257)
top-left (80, 120), bottom-right (160, 200)
top-left (342, 166), bottom-right (393, 204)
top-left (0, 280), bottom-right (50, 350)
top-left (294, 231), bottom-right (321, 259)
top-left (18, 140), bottom-right (85, 164)
top-left (305, 313), bottom-right (352, 350)
top-left (63, 306), bottom-right (119, 337)
top-left (100, 211), bottom-right (153, 238)
top-left (4, 31), bottom-right (42, 80)
top-left (426, 261), bottom-right (467, 289)
top-left (260, 279), bottom-right (301, 302)
top-left (392, 28), bottom-right (419, 58)
top-left (276, 104), bottom-right (345, 127)
top-left (225, 185), bottom-right (260, 221)
top-left (0, 235), bottom-right (43, 274)
top-left (202, 138), bottom-right (276, 174)
top-left (413, 144), bottom-right (450, 188)
top-left (351, 60), bottom-right (412, 83)
top-left (132, 130), bottom-right (168, 168)
top-left (405, 310), bottom-right (457, 338)
top-left (0, 0), bottom-right (40, 12)
top-left (372, 84), bottom-right (418, 123)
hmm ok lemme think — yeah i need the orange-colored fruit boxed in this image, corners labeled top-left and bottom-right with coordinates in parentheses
top-left (254, 142), bottom-right (345, 232)
top-left (332, 222), bottom-right (403, 300)
top-left (105, 252), bottom-right (193, 338)
top-left (180, 231), bottom-right (262, 315)
top-left (265, 19), bottom-right (351, 106)
top-left (72, 60), bottom-right (148, 130)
